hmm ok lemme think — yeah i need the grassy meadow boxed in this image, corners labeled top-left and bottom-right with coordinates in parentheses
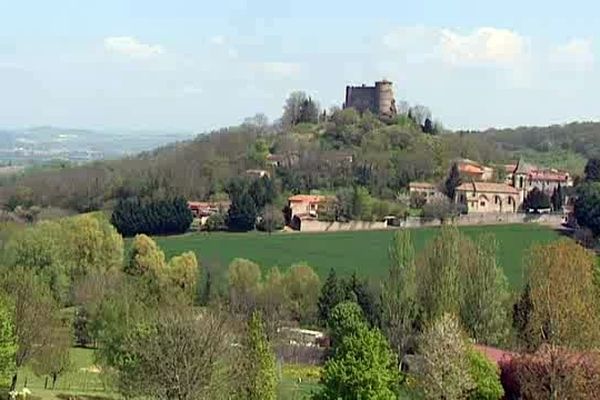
top-left (153, 224), bottom-right (562, 290)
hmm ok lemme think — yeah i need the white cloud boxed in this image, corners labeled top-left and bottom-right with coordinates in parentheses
top-left (103, 36), bottom-right (164, 59)
top-left (257, 62), bottom-right (302, 78)
top-left (440, 27), bottom-right (526, 66)
top-left (551, 38), bottom-right (594, 70)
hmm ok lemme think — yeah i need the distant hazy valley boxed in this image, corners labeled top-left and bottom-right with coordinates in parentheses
top-left (0, 126), bottom-right (195, 165)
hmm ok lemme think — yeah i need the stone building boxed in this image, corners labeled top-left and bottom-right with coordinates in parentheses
top-left (344, 80), bottom-right (397, 118)
top-left (456, 182), bottom-right (520, 213)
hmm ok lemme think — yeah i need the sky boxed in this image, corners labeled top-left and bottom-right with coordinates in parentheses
top-left (1, 0), bottom-right (599, 132)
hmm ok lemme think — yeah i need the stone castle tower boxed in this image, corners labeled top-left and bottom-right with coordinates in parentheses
top-left (344, 80), bottom-right (397, 118)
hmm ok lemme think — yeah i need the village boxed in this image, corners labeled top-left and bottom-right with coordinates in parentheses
top-left (187, 156), bottom-right (573, 232)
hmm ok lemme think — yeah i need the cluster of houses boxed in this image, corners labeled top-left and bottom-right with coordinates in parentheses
top-left (410, 158), bottom-right (573, 214)
top-left (187, 157), bottom-right (573, 231)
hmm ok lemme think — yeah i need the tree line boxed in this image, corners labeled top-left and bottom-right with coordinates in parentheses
top-left (2, 212), bottom-right (600, 398)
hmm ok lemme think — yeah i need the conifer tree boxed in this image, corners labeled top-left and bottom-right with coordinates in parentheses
top-left (444, 163), bottom-right (462, 201)
top-left (317, 268), bottom-right (344, 325)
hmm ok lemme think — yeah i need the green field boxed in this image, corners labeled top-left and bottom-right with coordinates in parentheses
top-left (153, 224), bottom-right (562, 290)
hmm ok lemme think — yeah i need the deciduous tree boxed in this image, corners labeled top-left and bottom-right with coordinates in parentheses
top-left (523, 239), bottom-right (600, 349)
top-left (284, 264), bottom-right (321, 324)
top-left (239, 312), bottom-right (277, 400)
top-left (415, 313), bottom-right (475, 400)
top-left (460, 234), bottom-right (511, 347)
top-left (228, 258), bottom-right (262, 316)
top-left (0, 297), bottom-right (16, 388)
top-left (381, 230), bottom-right (419, 363)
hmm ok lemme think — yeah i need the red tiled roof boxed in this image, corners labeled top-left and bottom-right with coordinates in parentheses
top-left (459, 164), bottom-right (484, 174)
top-left (457, 182), bottom-right (519, 194)
top-left (529, 169), bottom-right (570, 182)
top-left (288, 194), bottom-right (332, 203)
top-left (474, 344), bottom-right (514, 364)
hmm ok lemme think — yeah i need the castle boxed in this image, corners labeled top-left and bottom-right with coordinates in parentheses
top-left (343, 80), bottom-right (397, 118)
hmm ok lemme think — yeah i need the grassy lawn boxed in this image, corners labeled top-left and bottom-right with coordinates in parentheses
top-left (15, 349), bottom-right (319, 400)
top-left (14, 348), bottom-right (112, 400)
top-left (153, 224), bottom-right (561, 290)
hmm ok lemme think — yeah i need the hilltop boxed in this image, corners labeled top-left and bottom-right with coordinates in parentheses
top-left (0, 97), bottom-right (598, 213)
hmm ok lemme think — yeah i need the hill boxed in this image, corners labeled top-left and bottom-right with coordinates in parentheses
top-left (1, 103), bottom-right (598, 213)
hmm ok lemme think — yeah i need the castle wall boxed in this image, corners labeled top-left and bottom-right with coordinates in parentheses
top-left (344, 81), bottom-right (396, 117)
top-left (344, 85), bottom-right (378, 114)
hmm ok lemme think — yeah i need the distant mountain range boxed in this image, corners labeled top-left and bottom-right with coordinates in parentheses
top-left (0, 126), bottom-right (196, 164)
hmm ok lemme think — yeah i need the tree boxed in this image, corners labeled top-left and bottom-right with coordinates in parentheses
top-left (317, 269), bottom-right (344, 325)
top-left (422, 196), bottom-right (456, 222)
top-left (111, 197), bottom-right (193, 237)
top-left (381, 230), bottom-right (419, 364)
top-left (415, 313), bottom-right (475, 400)
top-left (248, 138), bottom-right (270, 167)
top-left (4, 220), bottom-right (69, 303)
top-left (259, 267), bottom-right (288, 336)
top-left (327, 302), bottom-right (367, 349)
top-left (227, 180), bottom-right (258, 232)
top-left (467, 348), bottom-right (504, 400)
top-left (166, 251), bottom-right (199, 302)
top-left (284, 264), bottom-right (321, 324)
top-left (550, 184), bottom-right (564, 212)
top-left (314, 303), bottom-right (399, 400)
top-left (444, 163), bottom-right (462, 201)
top-left (522, 239), bottom-right (600, 350)
top-left (301, 98), bottom-right (320, 124)
top-left (574, 182), bottom-right (600, 236)
top-left (459, 235), bottom-right (510, 347)
top-left (504, 345), bottom-right (600, 399)
top-left (0, 269), bottom-right (64, 390)
top-left (125, 234), bottom-right (166, 278)
top-left (417, 225), bottom-right (462, 324)
top-left (115, 306), bottom-right (238, 400)
top-left (342, 272), bottom-right (379, 327)
top-left (282, 91), bottom-right (308, 126)
top-left (239, 312), bottom-right (277, 400)
top-left (60, 213), bottom-right (124, 280)
top-left (204, 212), bottom-right (226, 232)
top-left (0, 297), bottom-right (16, 388)
top-left (512, 283), bottom-right (536, 351)
top-left (256, 204), bottom-right (284, 233)
top-left (584, 158), bottom-right (600, 182)
top-left (228, 258), bottom-right (262, 316)
top-left (523, 187), bottom-right (550, 212)
top-left (31, 321), bottom-right (72, 390)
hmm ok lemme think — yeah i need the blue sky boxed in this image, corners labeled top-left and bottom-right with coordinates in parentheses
top-left (1, 0), bottom-right (599, 132)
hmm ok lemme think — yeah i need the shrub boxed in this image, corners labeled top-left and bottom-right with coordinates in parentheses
top-left (468, 348), bottom-right (504, 400)
top-left (500, 346), bottom-right (600, 399)
top-left (204, 213), bottom-right (227, 232)
top-left (422, 196), bottom-right (456, 222)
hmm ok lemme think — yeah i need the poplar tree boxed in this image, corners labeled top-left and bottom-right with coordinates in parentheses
top-left (242, 312), bottom-right (277, 400)
top-left (381, 230), bottom-right (419, 362)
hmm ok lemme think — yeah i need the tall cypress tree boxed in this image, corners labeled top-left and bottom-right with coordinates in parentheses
top-left (444, 163), bottom-right (462, 201)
